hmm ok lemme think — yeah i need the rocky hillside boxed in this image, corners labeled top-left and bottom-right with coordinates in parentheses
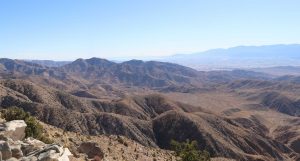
top-left (41, 122), bottom-right (177, 161)
top-left (0, 115), bottom-right (178, 161)
top-left (227, 79), bottom-right (300, 117)
top-left (0, 79), bottom-right (299, 160)
top-left (1, 58), bottom-right (300, 160)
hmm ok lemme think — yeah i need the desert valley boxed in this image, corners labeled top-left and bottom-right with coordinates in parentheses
top-left (0, 54), bottom-right (300, 160)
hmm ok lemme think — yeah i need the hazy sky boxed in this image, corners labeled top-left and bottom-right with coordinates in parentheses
top-left (1, 0), bottom-right (300, 60)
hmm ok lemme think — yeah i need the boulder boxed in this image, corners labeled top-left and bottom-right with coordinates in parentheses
top-left (37, 147), bottom-right (72, 161)
top-left (26, 144), bottom-right (61, 157)
top-left (78, 142), bottom-right (104, 160)
top-left (37, 149), bottom-right (60, 161)
top-left (22, 138), bottom-right (46, 155)
top-left (26, 144), bottom-right (72, 161)
top-left (0, 120), bottom-right (27, 141)
top-left (58, 148), bottom-right (72, 161)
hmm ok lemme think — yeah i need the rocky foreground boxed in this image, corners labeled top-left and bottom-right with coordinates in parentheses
top-left (0, 119), bottom-right (72, 161)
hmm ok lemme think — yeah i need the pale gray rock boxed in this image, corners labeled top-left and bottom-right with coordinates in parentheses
top-left (0, 120), bottom-right (27, 141)
top-left (27, 144), bottom-right (72, 161)
top-left (22, 138), bottom-right (46, 156)
top-left (38, 149), bottom-right (60, 161)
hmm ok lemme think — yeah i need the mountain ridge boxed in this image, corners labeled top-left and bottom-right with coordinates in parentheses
top-left (164, 44), bottom-right (300, 70)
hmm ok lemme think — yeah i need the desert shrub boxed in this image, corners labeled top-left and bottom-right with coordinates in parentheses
top-left (1, 106), bottom-right (29, 120)
top-left (117, 135), bottom-right (128, 146)
top-left (170, 139), bottom-right (210, 161)
top-left (1, 107), bottom-right (53, 143)
top-left (24, 115), bottom-right (43, 138)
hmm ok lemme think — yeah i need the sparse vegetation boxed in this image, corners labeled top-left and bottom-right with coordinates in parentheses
top-left (117, 135), bottom-right (128, 147)
top-left (170, 139), bottom-right (210, 161)
top-left (1, 107), bottom-right (53, 143)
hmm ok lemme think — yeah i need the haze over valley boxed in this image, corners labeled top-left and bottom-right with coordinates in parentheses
top-left (163, 44), bottom-right (300, 71)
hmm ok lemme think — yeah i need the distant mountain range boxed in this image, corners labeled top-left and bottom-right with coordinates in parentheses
top-left (163, 44), bottom-right (300, 70)
top-left (0, 58), bottom-right (272, 91)
top-left (24, 44), bottom-right (300, 71)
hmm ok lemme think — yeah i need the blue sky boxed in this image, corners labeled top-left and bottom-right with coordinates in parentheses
top-left (1, 0), bottom-right (300, 60)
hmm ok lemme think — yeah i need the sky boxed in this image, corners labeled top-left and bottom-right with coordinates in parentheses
top-left (1, 0), bottom-right (300, 60)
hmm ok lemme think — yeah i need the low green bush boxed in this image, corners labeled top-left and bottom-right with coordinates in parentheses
top-left (24, 116), bottom-right (43, 138)
top-left (1, 106), bottom-right (29, 121)
top-left (170, 139), bottom-right (210, 161)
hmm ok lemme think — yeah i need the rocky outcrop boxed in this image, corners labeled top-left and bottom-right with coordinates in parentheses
top-left (0, 120), bottom-right (73, 161)
top-left (24, 144), bottom-right (72, 161)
